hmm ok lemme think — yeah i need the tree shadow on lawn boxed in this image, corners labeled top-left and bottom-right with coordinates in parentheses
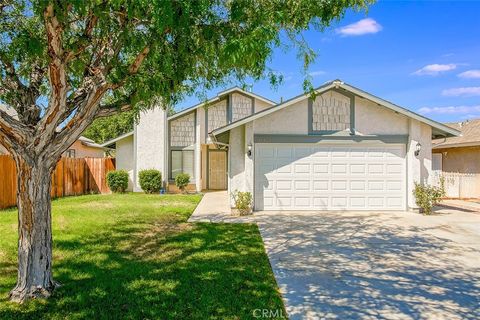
top-left (0, 221), bottom-right (286, 320)
top-left (258, 213), bottom-right (480, 319)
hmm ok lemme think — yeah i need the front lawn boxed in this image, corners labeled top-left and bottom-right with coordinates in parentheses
top-left (0, 193), bottom-right (285, 319)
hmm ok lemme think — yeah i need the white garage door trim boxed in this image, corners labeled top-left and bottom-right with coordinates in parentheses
top-left (254, 143), bottom-right (407, 211)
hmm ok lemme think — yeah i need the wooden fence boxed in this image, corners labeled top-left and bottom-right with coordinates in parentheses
top-left (0, 155), bottom-right (115, 209)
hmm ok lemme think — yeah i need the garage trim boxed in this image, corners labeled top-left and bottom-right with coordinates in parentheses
top-left (254, 134), bottom-right (409, 144)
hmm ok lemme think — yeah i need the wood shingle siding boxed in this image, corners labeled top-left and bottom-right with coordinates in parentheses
top-left (312, 91), bottom-right (350, 131)
top-left (170, 112), bottom-right (195, 147)
top-left (207, 100), bottom-right (227, 133)
top-left (231, 93), bottom-right (253, 122)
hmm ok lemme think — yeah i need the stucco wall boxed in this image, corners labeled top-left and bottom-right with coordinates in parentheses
top-left (65, 140), bottom-right (105, 158)
top-left (116, 135), bottom-right (135, 191)
top-left (355, 97), bottom-right (409, 135)
top-left (135, 106), bottom-right (167, 192)
top-left (228, 125), bottom-right (245, 206)
top-left (253, 99), bottom-right (308, 135)
top-left (407, 119), bottom-right (432, 209)
top-left (254, 99), bottom-right (273, 112)
top-left (433, 146), bottom-right (480, 173)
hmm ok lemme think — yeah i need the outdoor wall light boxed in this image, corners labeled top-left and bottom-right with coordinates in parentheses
top-left (247, 143), bottom-right (252, 157)
top-left (414, 142), bottom-right (422, 157)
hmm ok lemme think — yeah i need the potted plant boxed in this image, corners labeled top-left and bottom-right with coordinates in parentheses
top-left (231, 190), bottom-right (253, 216)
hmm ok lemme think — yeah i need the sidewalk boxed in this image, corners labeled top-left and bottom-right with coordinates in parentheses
top-left (439, 199), bottom-right (480, 213)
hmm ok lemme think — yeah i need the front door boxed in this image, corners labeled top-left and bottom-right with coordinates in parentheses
top-left (208, 150), bottom-right (227, 190)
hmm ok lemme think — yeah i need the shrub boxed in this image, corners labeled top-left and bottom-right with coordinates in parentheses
top-left (106, 170), bottom-right (129, 193)
top-left (413, 180), bottom-right (445, 215)
top-left (231, 190), bottom-right (253, 215)
top-left (175, 173), bottom-right (190, 193)
top-left (139, 169), bottom-right (162, 194)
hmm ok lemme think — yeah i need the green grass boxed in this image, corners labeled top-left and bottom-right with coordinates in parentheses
top-left (0, 193), bottom-right (286, 319)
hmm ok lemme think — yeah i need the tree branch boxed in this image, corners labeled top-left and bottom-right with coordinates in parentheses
top-left (128, 46), bottom-right (150, 74)
top-left (36, 3), bottom-right (69, 139)
top-left (0, 109), bottom-right (29, 146)
top-left (64, 10), bottom-right (99, 63)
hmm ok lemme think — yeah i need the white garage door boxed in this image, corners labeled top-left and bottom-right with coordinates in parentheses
top-left (254, 143), bottom-right (406, 211)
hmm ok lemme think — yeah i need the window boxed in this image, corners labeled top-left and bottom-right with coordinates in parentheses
top-left (65, 149), bottom-right (76, 158)
top-left (170, 150), bottom-right (194, 180)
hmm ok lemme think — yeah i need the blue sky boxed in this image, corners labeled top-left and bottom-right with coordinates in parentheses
top-left (176, 1), bottom-right (480, 123)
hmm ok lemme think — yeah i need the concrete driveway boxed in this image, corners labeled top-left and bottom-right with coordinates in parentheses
top-left (255, 210), bottom-right (480, 320)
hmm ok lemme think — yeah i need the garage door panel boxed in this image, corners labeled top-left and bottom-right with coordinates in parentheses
top-left (294, 163), bottom-right (310, 174)
top-left (332, 164), bottom-right (347, 174)
top-left (313, 164), bottom-right (329, 174)
top-left (294, 180), bottom-right (310, 190)
top-left (368, 164), bottom-right (384, 174)
top-left (332, 180), bottom-right (348, 191)
top-left (350, 180), bottom-right (366, 191)
top-left (255, 143), bottom-right (406, 211)
top-left (387, 164), bottom-right (403, 174)
top-left (350, 164), bottom-right (366, 174)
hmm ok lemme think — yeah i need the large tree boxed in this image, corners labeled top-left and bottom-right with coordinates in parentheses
top-left (0, 0), bottom-right (372, 302)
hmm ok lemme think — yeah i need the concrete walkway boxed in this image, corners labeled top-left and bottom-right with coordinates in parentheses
top-left (189, 195), bottom-right (480, 319)
top-left (440, 199), bottom-right (480, 213)
top-left (188, 191), bottom-right (233, 222)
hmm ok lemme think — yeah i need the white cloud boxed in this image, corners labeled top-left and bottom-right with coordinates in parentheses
top-left (336, 18), bottom-right (382, 36)
top-left (458, 70), bottom-right (480, 79)
top-left (418, 105), bottom-right (480, 115)
top-left (412, 64), bottom-right (457, 76)
top-left (442, 87), bottom-right (480, 97)
top-left (309, 70), bottom-right (326, 77)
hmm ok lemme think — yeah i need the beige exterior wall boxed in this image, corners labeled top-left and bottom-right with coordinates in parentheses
top-left (228, 125), bottom-right (245, 206)
top-left (254, 99), bottom-right (273, 112)
top-left (64, 140), bottom-right (105, 158)
top-left (355, 97), bottom-right (409, 135)
top-left (253, 99), bottom-right (308, 135)
top-left (406, 119), bottom-right (432, 208)
top-left (116, 135), bottom-right (135, 191)
top-left (433, 146), bottom-right (480, 173)
top-left (134, 106), bottom-right (167, 192)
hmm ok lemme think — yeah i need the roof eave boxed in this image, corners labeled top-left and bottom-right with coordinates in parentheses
top-left (168, 87), bottom-right (276, 121)
top-left (100, 131), bottom-right (134, 147)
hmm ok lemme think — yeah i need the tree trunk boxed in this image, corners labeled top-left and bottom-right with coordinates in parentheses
top-left (9, 156), bottom-right (58, 303)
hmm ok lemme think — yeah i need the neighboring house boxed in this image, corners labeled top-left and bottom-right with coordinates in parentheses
top-left (63, 136), bottom-right (107, 158)
top-left (432, 119), bottom-right (480, 173)
top-left (0, 104), bottom-right (106, 158)
top-left (103, 80), bottom-right (459, 211)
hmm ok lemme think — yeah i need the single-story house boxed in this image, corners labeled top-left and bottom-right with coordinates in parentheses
top-left (103, 80), bottom-right (459, 211)
top-left (432, 119), bottom-right (480, 173)
top-left (63, 136), bottom-right (107, 158)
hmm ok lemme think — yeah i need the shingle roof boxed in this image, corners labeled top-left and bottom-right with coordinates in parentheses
top-left (433, 119), bottom-right (480, 149)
